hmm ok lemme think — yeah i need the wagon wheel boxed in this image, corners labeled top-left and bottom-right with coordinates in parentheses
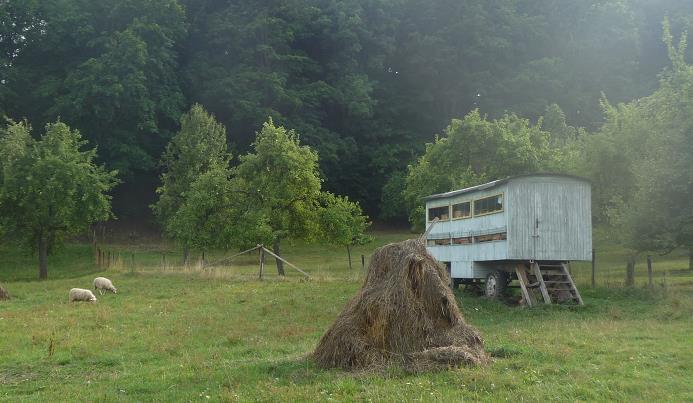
top-left (485, 271), bottom-right (509, 298)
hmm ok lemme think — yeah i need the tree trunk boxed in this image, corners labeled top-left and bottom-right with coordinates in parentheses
top-left (0, 283), bottom-right (9, 300)
top-left (689, 247), bottom-right (693, 271)
top-left (625, 256), bottom-right (635, 287)
top-left (347, 244), bottom-right (352, 270)
top-left (38, 235), bottom-right (48, 280)
top-left (182, 244), bottom-right (190, 266)
top-left (273, 238), bottom-right (285, 276)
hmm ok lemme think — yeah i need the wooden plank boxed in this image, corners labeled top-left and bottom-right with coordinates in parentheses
top-left (515, 264), bottom-right (534, 307)
top-left (562, 262), bottom-right (584, 305)
top-left (262, 247), bottom-right (310, 278)
top-left (534, 262), bottom-right (553, 304)
top-left (205, 245), bottom-right (261, 268)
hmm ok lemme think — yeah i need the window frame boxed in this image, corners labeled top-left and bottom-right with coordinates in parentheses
top-left (473, 193), bottom-right (504, 217)
top-left (451, 200), bottom-right (472, 220)
top-left (427, 204), bottom-right (451, 222)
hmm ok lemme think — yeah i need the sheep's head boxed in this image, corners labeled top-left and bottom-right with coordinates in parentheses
top-left (112, 287), bottom-right (117, 294)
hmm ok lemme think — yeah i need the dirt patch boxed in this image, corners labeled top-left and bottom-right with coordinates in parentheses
top-left (312, 239), bottom-right (488, 372)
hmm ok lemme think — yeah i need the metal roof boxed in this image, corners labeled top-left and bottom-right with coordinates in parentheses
top-left (422, 173), bottom-right (590, 201)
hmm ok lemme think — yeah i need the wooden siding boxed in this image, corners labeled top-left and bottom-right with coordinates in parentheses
top-left (506, 176), bottom-right (592, 261)
top-left (426, 184), bottom-right (509, 264)
top-left (425, 174), bottom-right (592, 273)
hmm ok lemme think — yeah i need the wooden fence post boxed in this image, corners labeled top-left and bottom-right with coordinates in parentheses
top-left (647, 255), bottom-right (653, 289)
top-left (259, 245), bottom-right (265, 280)
top-left (361, 255), bottom-right (365, 272)
top-left (625, 256), bottom-right (635, 287)
top-left (591, 248), bottom-right (596, 288)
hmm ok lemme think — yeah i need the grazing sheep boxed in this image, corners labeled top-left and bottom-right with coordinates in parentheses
top-left (69, 288), bottom-right (97, 303)
top-left (93, 277), bottom-right (117, 295)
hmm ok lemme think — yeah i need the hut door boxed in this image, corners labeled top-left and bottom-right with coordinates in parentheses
top-left (532, 183), bottom-right (563, 261)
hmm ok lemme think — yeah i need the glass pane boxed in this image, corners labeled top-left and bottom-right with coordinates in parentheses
top-left (474, 194), bottom-right (503, 215)
top-left (452, 202), bottom-right (470, 218)
top-left (428, 206), bottom-right (450, 221)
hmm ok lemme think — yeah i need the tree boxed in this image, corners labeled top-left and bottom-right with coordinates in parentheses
top-left (379, 171), bottom-right (409, 223)
top-left (166, 162), bottom-right (237, 255)
top-left (232, 119), bottom-right (322, 275)
top-left (318, 192), bottom-right (372, 270)
top-left (623, 22), bottom-right (693, 268)
top-left (3, 0), bottom-right (187, 180)
top-left (403, 110), bottom-right (554, 229)
top-left (152, 104), bottom-right (230, 263)
top-left (0, 120), bottom-right (117, 279)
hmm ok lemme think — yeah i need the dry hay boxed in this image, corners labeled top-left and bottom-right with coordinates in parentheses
top-left (0, 283), bottom-right (9, 300)
top-left (312, 239), bottom-right (488, 372)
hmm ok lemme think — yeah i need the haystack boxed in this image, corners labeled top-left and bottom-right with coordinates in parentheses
top-left (312, 239), bottom-right (488, 372)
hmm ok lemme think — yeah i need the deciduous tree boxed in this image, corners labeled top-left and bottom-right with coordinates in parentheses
top-left (152, 104), bottom-right (230, 263)
top-left (318, 192), bottom-right (371, 269)
top-left (231, 119), bottom-right (322, 275)
top-left (0, 120), bottom-right (117, 279)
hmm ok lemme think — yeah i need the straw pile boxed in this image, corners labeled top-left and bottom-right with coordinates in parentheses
top-left (312, 239), bottom-right (488, 372)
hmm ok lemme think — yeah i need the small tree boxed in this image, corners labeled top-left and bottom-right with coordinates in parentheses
top-left (319, 192), bottom-right (372, 270)
top-left (152, 104), bottom-right (230, 263)
top-left (232, 119), bottom-right (322, 275)
top-left (166, 162), bottom-right (237, 255)
top-left (0, 120), bottom-right (117, 279)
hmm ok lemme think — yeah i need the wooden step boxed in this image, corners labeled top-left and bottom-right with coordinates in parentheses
top-left (539, 270), bottom-right (568, 276)
top-left (517, 262), bottom-right (584, 307)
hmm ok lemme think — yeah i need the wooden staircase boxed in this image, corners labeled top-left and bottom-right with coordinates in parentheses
top-left (515, 262), bottom-right (583, 307)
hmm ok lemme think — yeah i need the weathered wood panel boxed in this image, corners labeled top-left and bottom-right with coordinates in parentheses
top-left (425, 174), bottom-right (592, 278)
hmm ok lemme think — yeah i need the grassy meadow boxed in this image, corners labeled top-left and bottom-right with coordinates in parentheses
top-left (1, 230), bottom-right (692, 401)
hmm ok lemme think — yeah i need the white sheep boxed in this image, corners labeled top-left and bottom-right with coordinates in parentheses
top-left (69, 288), bottom-right (97, 303)
top-left (93, 277), bottom-right (117, 295)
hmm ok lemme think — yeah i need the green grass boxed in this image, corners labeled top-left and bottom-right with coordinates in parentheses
top-left (1, 231), bottom-right (691, 401)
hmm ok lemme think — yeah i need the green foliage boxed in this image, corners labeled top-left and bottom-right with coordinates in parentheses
top-left (318, 192), bottom-right (372, 248)
top-left (379, 171), bottom-right (409, 222)
top-left (403, 110), bottom-right (553, 229)
top-left (626, 25), bottom-right (693, 254)
top-left (0, 119), bottom-right (117, 277)
top-left (3, 0), bottom-right (187, 179)
top-left (573, 20), bottom-right (693, 258)
top-left (231, 119), bottom-right (322, 246)
top-left (166, 163), bottom-right (237, 251)
top-left (153, 104), bottom-right (230, 244)
top-left (3, 0), bottom-right (693, 218)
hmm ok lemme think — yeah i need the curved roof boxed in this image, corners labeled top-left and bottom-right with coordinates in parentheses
top-left (423, 173), bottom-right (590, 201)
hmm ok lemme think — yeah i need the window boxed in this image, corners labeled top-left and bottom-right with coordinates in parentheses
top-left (427, 238), bottom-right (451, 246)
top-left (428, 205), bottom-right (450, 221)
top-left (452, 236), bottom-right (472, 245)
top-left (474, 232), bottom-right (507, 243)
top-left (451, 201), bottom-right (471, 219)
top-left (473, 194), bottom-right (503, 216)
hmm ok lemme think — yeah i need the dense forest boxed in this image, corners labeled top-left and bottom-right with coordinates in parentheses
top-left (0, 0), bottom-right (690, 212)
top-left (1, 0), bottom-right (693, 260)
